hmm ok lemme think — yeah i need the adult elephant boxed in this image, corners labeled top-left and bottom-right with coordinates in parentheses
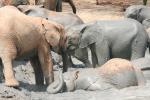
top-left (47, 58), bottom-right (146, 93)
top-left (124, 5), bottom-right (150, 24)
top-left (0, 6), bottom-right (67, 87)
top-left (66, 19), bottom-right (148, 67)
top-left (28, 0), bottom-right (76, 13)
top-left (17, 5), bottom-right (81, 29)
top-left (18, 5), bottom-right (92, 68)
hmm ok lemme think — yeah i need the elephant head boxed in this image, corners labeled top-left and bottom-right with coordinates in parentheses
top-left (47, 69), bottom-right (79, 93)
top-left (66, 22), bottom-right (96, 51)
top-left (41, 19), bottom-right (68, 72)
top-left (41, 19), bottom-right (66, 50)
top-left (79, 23), bottom-right (103, 48)
top-left (124, 5), bottom-right (146, 23)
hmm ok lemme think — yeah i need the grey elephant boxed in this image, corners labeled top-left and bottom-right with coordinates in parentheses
top-left (124, 5), bottom-right (150, 24)
top-left (17, 5), bottom-right (82, 29)
top-left (66, 19), bottom-right (148, 67)
top-left (47, 58), bottom-right (146, 93)
top-left (132, 57), bottom-right (150, 80)
top-left (17, 5), bottom-right (92, 68)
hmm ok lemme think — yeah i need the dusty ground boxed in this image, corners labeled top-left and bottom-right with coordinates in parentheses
top-left (1, 0), bottom-right (150, 100)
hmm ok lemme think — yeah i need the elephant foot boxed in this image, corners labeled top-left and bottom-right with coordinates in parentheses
top-left (5, 78), bottom-right (19, 87)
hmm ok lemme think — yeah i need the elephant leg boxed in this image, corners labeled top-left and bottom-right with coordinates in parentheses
top-left (30, 56), bottom-right (44, 85)
top-left (0, 59), bottom-right (4, 83)
top-left (96, 44), bottom-right (110, 66)
top-left (56, 0), bottom-right (62, 12)
top-left (90, 44), bottom-right (98, 67)
top-left (131, 38), bottom-right (147, 60)
top-left (74, 48), bottom-right (92, 68)
top-left (68, 0), bottom-right (76, 14)
top-left (90, 42), bottom-right (110, 67)
top-left (0, 41), bottom-right (19, 86)
top-left (44, 0), bottom-right (55, 10)
top-left (38, 44), bottom-right (54, 85)
top-left (1, 56), bottom-right (19, 86)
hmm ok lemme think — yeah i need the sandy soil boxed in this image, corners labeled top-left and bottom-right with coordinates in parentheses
top-left (1, 0), bottom-right (150, 100)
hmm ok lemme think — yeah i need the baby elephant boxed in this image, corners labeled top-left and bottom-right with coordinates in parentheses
top-left (47, 58), bottom-right (146, 93)
top-left (0, 6), bottom-right (67, 87)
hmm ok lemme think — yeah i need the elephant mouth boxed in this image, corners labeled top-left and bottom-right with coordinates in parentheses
top-left (67, 45), bottom-right (77, 51)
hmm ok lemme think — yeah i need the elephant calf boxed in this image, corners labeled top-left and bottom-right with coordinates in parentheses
top-left (0, 6), bottom-right (67, 87)
top-left (47, 58), bottom-right (146, 93)
top-left (67, 19), bottom-right (148, 67)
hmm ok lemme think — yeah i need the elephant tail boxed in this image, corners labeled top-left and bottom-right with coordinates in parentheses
top-left (68, 0), bottom-right (76, 14)
top-left (141, 67), bottom-right (150, 71)
top-left (47, 69), bottom-right (65, 94)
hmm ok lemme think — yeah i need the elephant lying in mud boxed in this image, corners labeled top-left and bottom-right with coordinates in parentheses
top-left (0, 6), bottom-right (67, 87)
top-left (124, 5), bottom-right (150, 25)
top-left (66, 19), bottom-right (148, 67)
top-left (17, 5), bottom-right (92, 68)
top-left (47, 58), bottom-right (146, 93)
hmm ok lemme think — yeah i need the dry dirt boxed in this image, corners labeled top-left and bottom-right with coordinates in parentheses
top-left (1, 0), bottom-right (150, 100)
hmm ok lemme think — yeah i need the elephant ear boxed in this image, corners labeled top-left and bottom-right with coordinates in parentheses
top-left (79, 24), bottom-right (103, 48)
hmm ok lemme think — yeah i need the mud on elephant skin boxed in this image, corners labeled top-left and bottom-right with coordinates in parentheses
top-left (47, 58), bottom-right (146, 93)
top-left (0, 6), bottom-right (67, 87)
top-left (67, 19), bottom-right (148, 67)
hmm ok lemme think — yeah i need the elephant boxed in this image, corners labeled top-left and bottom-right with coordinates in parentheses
top-left (0, 6), bottom-right (67, 87)
top-left (66, 19), bottom-right (148, 67)
top-left (47, 58), bottom-right (146, 93)
top-left (0, 0), bottom-right (29, 7)
top-left (17, 5), bottom-right (82, 29)
top-left (17, 5), bottom-right (92, 68)
top-left (124, 5), bottom-right (150, 25)
top-left (28, 0), bottom-right (76, 13)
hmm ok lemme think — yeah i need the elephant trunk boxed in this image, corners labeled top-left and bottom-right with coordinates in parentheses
top-left (47, 69), bottom-right (65, 94)
top-left (68, 0), bottom-right (76, 14)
